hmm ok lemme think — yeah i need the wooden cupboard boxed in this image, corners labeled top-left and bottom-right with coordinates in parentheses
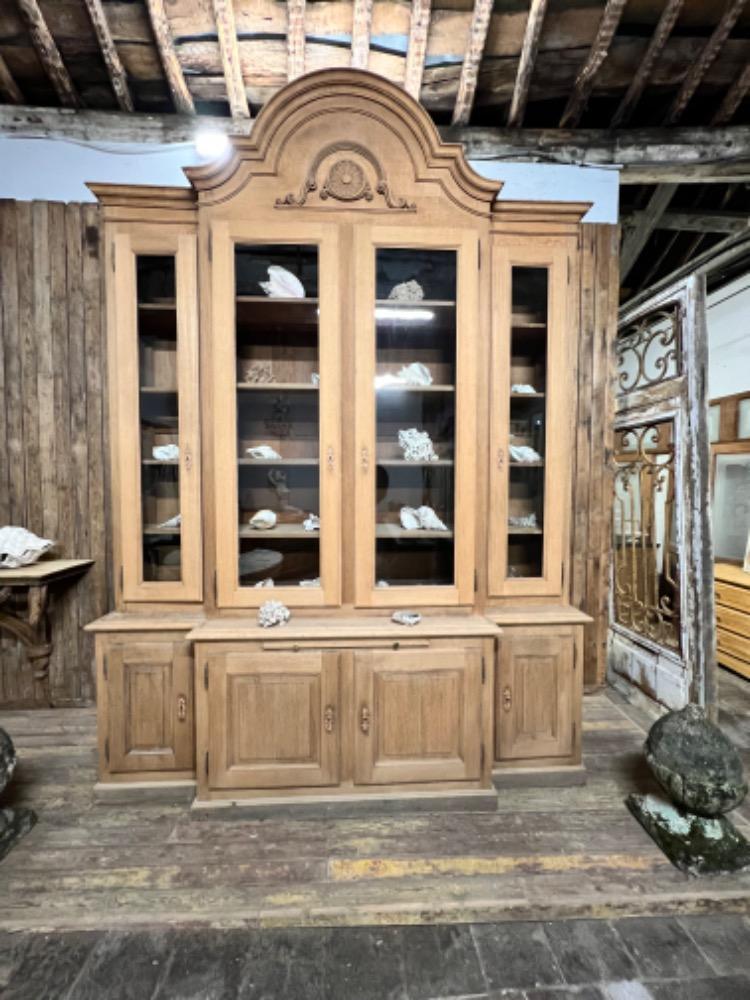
top-left (86, 69), bottom-right (596, 806)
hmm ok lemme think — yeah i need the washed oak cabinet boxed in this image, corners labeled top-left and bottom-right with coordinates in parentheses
top-left (86, 69), bottom-right (592, 804)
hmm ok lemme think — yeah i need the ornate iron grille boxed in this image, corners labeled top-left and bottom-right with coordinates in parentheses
top-left (613, 421), bottom-right (681, 651)
top-left (616, 304), bottom-right (681, 394)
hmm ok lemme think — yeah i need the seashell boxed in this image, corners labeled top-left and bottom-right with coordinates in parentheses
top-left (376, 579), bottom-right (390, 588)
top-left (415, 505), bottom-right (448, 531)
top-left (247, 445), bottom-right (282, 460)
top-left (391, 610), bottom-right (422, 627)
top-left (243, 360), bottom-right (275, 384)
top-left (254, 578), bottom-right (275, 588)
top-left (399, 506), bottom-right (421, 531)
top-left (259, 265), bottom-right (305, 299)
top-left (258, 600), bottom-right (291, 628)
top-left (299, 577), bottom-right (320, 587)
top-left (511, 383), bottom-right (537, 394)
top-left (0, 526), bottom-right (54, 569)
top-left (509, 444), bottom-right (542, 463)
top-left (388, 279), bottom-right (424, 302)
top-left (398, 428), bottom-right (439, 463)
top-left (249, 509), bottom-right (277, 530)
top-left (508, 513), bottom-right (538, 528)
top-left (397, 362), bottom-right (433, 387)
top-left (157, 513), bottom-right (181, 529)
top-left (310, 372), bottom-right (320, 386)
top-left (240, 549), bottom-right (283, 575)
top-left (303, 513), bottom-right (320, 532)
top-left (152, 444), bottom-right (179, 461)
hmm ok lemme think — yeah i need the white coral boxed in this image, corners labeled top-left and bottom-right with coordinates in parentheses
top-left (258, 600), bottom-right (291, 628)
top-left (398, 428), bottom-right (439, 462)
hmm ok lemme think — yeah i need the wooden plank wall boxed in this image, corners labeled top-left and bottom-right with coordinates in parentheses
top-left (573, 223), bottom-right (620, 687)
top-left (0, 201), bottom-right (109, 707)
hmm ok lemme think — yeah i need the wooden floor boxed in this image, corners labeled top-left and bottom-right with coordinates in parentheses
top-left (1, 681), bottom-right (750, 933)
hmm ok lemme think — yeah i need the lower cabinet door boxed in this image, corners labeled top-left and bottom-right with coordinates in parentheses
top-left (496, 626), bottom-right (576, 761)
top-left (207, 651), bottom-right (341, 790)
top-left (353, 648), bottom-right (482, 785)
top-left (107, 640), bottom-right (194, 773)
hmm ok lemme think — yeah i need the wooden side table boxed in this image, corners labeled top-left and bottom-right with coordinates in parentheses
top-left (0, 559), bottom-right (94, 704)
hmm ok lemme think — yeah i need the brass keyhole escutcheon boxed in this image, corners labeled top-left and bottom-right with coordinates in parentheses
top-left (177, 694), bottom-right (187, 721)
top-left (324, 705), bottom-right (335, 733)
top-left (360, 705), bottom-right (370, 734)
top-left (502, 687), bottom-right (512, 712)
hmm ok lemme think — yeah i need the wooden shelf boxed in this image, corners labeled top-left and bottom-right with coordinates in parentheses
top-left (142, 459), bottom-right (179, 466)
top-left (143, 525), bottom-right (181, 535)
top-left (239, 457), bottom-right (318, 466)
top-left (376, 525), bottom-right (453, 539)
top-left (140, 386), bottom-right (177, 394)
top-left (138, 301), bottom-right (176, 310)
top-left (377, 458), bottom-right (454, 467)
top-left (236, 295), bottom-right (318, 304)
top-left (509, 461), bottom-right (544, 468)
top-left (512, 315), bottom-right (546, 329)
top-left (377, 384), bottom-right (455, 393)
top-left (239, 524), bottom-right (318, 539)
top-left (237, 382), bottom-right (318, 391)
top-left (375, 299), bottom-right (455, 308)
top-left (510, 392), bottom-right (545, 399)
top-left (507, 526), bottom-right (543, 535)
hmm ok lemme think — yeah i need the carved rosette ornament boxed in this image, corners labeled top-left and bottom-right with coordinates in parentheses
top-left (276, 142), bottom-right (415, 211)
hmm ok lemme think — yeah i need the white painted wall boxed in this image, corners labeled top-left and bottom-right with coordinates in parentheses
top-left (0, 135), bottom-right (620, 222)
top-left (706, 273), bottom-right (750, 400)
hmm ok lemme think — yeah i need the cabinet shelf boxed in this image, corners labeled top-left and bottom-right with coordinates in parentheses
top-left (374, 299), bottom-right (455, 308)
top-left (138, 301), bottom-right (176, 310)
top-left (143, 525), bottom-right (181, 535)
top-left (236, 295), bottom-right (318, 304)
top-left (239, 457), bottom-right (318, 466)
top-left (507, 526), bottom-right (543, 535)
top-left (377, 384), bottom-right (455, 393)
top-left (239, 524), bottom-right (318, 539)
top-left (509, 461), bottom-right (544, 468)
top-left (376, 525), bottom-right (453, 539)
top-left (377, 459), bottom-right (454, 467)
top-left (237, 382), bottom-right (318, 391)
top-left (140, 386), bottom-right (177, 394)
top-left (142, 459), bottom-right (179, 466)
top-left (510, 392), bottom-right (545, 399)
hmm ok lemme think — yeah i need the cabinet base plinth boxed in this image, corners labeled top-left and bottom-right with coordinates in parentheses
top-left (94, 780), bottom-right (196, 804)
top-left (191, 787), bottom-right (498, 818)
top-left (492, 764), bottom-right (586, 789)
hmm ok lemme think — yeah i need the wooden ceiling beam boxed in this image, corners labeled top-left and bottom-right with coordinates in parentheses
top-left (82, 0), bottom-right (133, 113)
top-left (212, 0), bottom-right (250, 119)
top-left (351, 0), bottom-right (373, 70)
top-left (620, 184), bottom-right (679, 281)
top-left (623, 210), bottom-right (750, 235)
top-left (559, 0), bottom-right (628, 128)
top-left (0, 53), bottom-right (24, 105)
top-left (664, 0), bottom-right (748, 125)
top-left (507, 0), bottom-right (548, 128)
top-left (451, 0), bottom-right (493, 126)
top-left (15, 0), bottom-right (80, 108)
top-left (287, 0), bottom-right (306, 83)
top-left (611, 0), bottom-right (684, 128)
top-left (712, 64), bottom-right (750, 126)
top-left (144, 0), bottom-right (194, 115)
top-left (403, 0), bottom-right (431, 101)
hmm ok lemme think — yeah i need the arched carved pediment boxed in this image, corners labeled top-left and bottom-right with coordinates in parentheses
top-left (185, 69), bottom-right (500, 215)
top-left (275, 142), bottom-right (416, 212)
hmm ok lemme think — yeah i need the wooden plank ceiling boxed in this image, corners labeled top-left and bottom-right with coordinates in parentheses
top-left (0, 1), bottom-right (748, 301)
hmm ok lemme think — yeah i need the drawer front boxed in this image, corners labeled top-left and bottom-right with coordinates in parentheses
top-left (717, 626), bottom-right (750, 664)
top-left (715, 604), bottom-right (749, 637)
top-left (715, 581), bottom-right (750, 614)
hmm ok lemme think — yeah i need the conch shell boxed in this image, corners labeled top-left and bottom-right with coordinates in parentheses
top-left (249, 509), bottom-right (277, 530)
top-left (259, 266), bottom-right (305, 299)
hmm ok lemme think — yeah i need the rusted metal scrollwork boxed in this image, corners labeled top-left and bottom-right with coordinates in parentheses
top-left (612, 421), bottom-right (680, 651)
top-left (616, 304), bottom-right (681, 394)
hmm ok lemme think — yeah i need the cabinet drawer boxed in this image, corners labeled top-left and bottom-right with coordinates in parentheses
top-left (101, 637), bottom-right (194, 775)
top-left (203, 650), bottom-right (341, 790)
top-left (353, 647), bottom-right (483, 785)
top-left (715, 604), bottom-right (749, 637)
top-left (715, 582), bottom-right (750, 613)
top-left (495, 626), bottom-right (580, 762)
top-left (717, 626), bottom-right (750, 664)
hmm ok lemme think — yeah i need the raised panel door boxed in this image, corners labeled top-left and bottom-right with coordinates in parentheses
top-left (496, 627), bottom-right (576, 761)
top-left (211, 221), bottom-right (342, 608)
top-left (488, 241), bottom-right (572, 598)
top-left (353, 648), bottom-right (482, 784)
top-left (206, 651), bottom-right (340, 789)
top-left (107, 640), bottom-right (193, 773)
top-left (112, 230), bottom-right (202, 602)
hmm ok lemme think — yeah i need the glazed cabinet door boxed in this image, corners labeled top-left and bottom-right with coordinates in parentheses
top-left (205, 650), bottom-right (341, 789)
top-left (353, 226), bottom-right (478, 607)
top-left (488, 241), bottom-right (573, 598)
top-left (104, 638), bottom-right (194, 774)
top-left (211, 221), bottom-right (341, 607)
top-left (353, 647), bottom-right (482, 784)
top-left (111, 229), bottom-right (202, 602)
top-left (496, 626), bottom-right (579, 761)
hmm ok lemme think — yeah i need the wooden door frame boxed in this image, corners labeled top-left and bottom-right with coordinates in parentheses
top-left (209, 219), bottom-right (342, 608)
top-left (352, 224), bottom-right (478, 608)
top-left (487, 238), bottom-right (574, 599)
top-left (112, 229), bottom-right (202, 603)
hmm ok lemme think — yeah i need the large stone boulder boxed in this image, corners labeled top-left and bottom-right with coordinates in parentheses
top-left (645, 704), bottom-right (747, 817)
top-left (0, 727), bottom-right (37, 862)
top-left (0, 727), bottom-right (17, 796)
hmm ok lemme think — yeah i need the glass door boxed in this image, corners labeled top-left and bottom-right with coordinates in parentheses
top-left (112, 230), bottom-right (202, 602)
top-left (488, 241), bottom-right (571, 598)
top-left (354, 226), bottom-right (478, 606)
top-left (211, 221), bottom-right (341, 607)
